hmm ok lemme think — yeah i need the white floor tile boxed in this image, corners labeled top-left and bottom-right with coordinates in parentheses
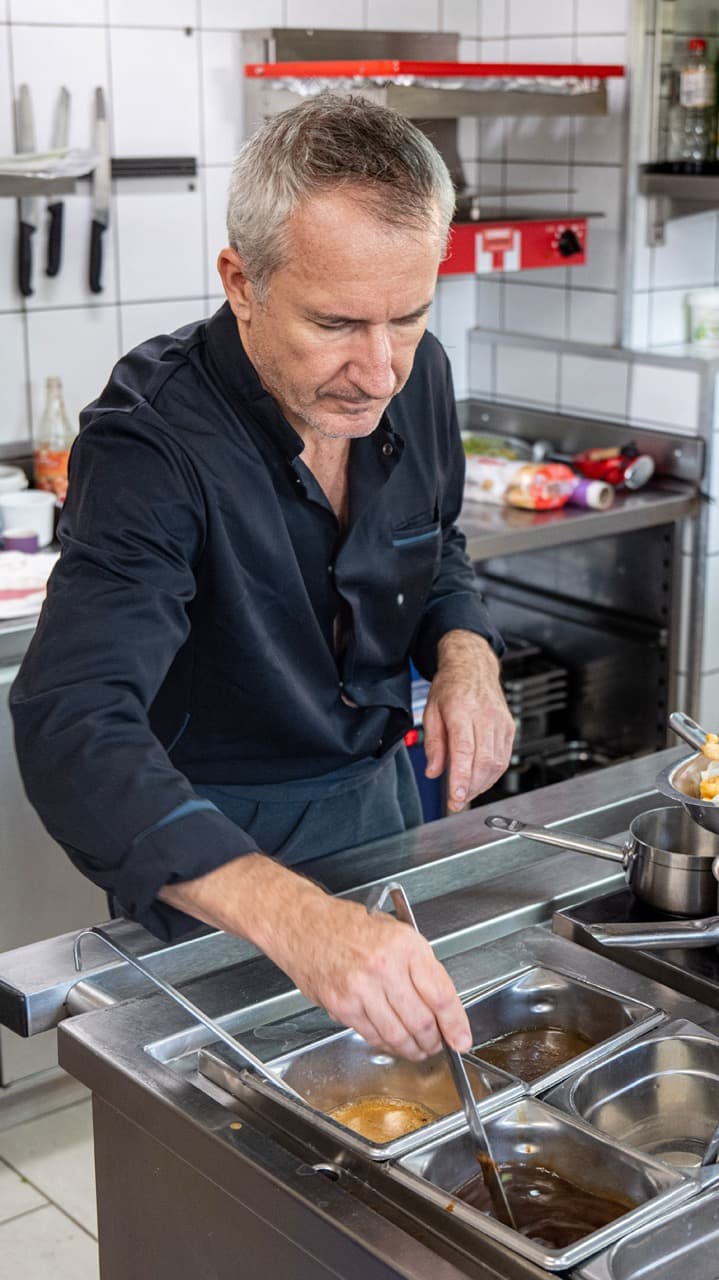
top-left (0, 1204), bottom-right (98, 1279)
top-left (0, 1156), bottom-right (47, 1224)
top-left (0, 1101), bottom-right (97, 1236)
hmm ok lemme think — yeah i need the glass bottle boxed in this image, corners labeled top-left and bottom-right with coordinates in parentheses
top-left (669, 38), bottom-right (715, 163)
top-left (33, 376), bottom-right (76, 505)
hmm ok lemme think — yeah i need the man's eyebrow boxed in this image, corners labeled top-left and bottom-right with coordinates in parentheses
top-left (306, 301), bottom-right (434, 324)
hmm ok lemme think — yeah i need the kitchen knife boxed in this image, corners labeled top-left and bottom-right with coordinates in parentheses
top-left (15, 84), bottom-right (38, 298)
top-left (46, 86), bottom-right (70, 277)
top-left (89, 87), bottom-right (110, 294)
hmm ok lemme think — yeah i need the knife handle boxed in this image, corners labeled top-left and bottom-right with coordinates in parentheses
top-left (18, 221), bottom-right (35, 297)
top-left (46, 203), bottom-right (64, 277)
top-left (89, 218), bottom-right (106, 293)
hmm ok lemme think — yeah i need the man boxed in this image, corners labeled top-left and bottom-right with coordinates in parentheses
top-left (11, 95), bottom-right (514, 1063)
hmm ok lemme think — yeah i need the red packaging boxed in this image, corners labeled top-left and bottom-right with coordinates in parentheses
top-left (572, 445), bottom-right (655, 490)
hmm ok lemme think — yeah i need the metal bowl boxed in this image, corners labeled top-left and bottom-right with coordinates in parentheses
top-left (389, 1097), bottom-right (692, 1272)
top-left (655, 753), bottom-right (719, 836)
top-left (545, 1019), bottom-right (719, 1170)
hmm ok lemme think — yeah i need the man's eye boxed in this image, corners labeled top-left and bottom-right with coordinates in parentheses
top-left (316, 320), bottom-right (350, 330)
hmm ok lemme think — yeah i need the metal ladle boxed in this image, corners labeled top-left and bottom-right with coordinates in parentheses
top-left (366, 882), bottom-right (517, 1230)
top-left (73, 926), bottom-right (305, 1103)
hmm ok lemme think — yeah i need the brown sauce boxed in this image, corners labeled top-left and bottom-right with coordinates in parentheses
top-left (473, 1026), bottom-right (594, 1082)
top-left (454, 1163), bottom-right (636, 1249)
top-left (328, 1095), bottom-right (437, 1143)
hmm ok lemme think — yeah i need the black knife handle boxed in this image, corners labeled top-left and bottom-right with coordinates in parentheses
top-left (46, 202), bottom-right (64, 277)
top-left (89, 218), bottom-right (106, 293)
top-left (18, 221), bottom-right (35, 297)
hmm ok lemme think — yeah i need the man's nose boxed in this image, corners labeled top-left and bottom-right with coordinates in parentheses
top-left (347, 326), bottom-right (397, 399)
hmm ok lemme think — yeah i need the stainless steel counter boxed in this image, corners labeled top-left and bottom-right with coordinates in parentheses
top-left (3, 748), bottom-right (712, 1280)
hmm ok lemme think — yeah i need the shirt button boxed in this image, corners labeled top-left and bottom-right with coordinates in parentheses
top-left (397, 592), bottom-right (404, 606)
top-left (381, 442), bottom-right (393, 457)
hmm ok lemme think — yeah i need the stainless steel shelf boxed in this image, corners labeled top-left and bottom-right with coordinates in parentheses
top-left (639, 168), bottom-right (719, 242)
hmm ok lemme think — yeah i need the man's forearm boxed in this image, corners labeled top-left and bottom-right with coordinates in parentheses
top-left (157, 852), bottom-right (329, 965)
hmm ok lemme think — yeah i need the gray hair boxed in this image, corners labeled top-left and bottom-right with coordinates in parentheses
top-left (227, 93), bottom-right (455, 300)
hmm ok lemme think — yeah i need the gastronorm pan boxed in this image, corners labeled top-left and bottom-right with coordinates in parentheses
top-left (200, 1023), bottom-right (524, 1161)
top-left (388, 1097), bottom-right (694, 1272)
top-left (544, 1018), bottom-right (719, 1170)
top-left (463, 965), bottom-right (663, 1094)
top-left (575, 1171), bottom-right (719, 1280)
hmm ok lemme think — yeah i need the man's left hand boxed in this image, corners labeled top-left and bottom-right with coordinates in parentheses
top-left (423, 630), bottom-right (515, 813)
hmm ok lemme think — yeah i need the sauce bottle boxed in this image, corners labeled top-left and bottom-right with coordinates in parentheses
top-left (33, 376), bottom-right (76, 505)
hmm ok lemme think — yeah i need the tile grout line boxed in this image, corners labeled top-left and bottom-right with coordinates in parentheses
top-left (0, 1152), bottom-right (98, 1244)
top-left (0, 1202), bottom-right (50, 1230)
top-left (0, 1095), bottom-right (92, 1137)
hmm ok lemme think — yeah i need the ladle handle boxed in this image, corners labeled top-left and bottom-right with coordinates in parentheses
top-left (669, 711), bottom-right (710, 753)
top-left (73, 926), bottom-right (304, 1102)
top-left (366, 880), bottom-right (516, 1230)
top-left (586, 917), bottom-right (719, 949)
top-left (485, 815), bottom-right (628, 864)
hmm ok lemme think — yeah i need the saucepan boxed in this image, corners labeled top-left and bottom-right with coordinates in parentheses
top-left (655, 711), bottom-right (719, 837)
top-left (485, 806), bottom-right (719, 917)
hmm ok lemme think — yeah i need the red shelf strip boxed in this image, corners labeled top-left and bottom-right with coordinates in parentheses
top-left (245, 60), bottom-right (625, 79)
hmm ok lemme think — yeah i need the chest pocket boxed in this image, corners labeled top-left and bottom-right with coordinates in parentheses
top-left (391, 516), bottom-right (441, 549)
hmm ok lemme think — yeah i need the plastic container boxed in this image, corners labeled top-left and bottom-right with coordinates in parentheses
top-left (0, 490), bottom-right (56, 547)
top-left (0, 465), bottom-right (28, 495)
top-left (688, 289), bottom-right (719, 345)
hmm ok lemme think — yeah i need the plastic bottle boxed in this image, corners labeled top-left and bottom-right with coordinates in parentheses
top-left (33, 376), bottom-right (76, 505)
top-left (669, 38), bottom-right (715, 163)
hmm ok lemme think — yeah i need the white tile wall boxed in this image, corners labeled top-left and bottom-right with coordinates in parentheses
top-left (477, 277), bottom-right (502, 329)
top-left (507, 1), bottom-right (573, 37)
top-left (567, 289), bottom-right (619, 345)
top-left (109, 27), bottom-right (201, 158)
top-left (0, 313), bottom-right (29, 445)
top-left (442, 0), bottom-right (479, 38)
top-left (107, 0), bottom-right (196, 26)
top-left (479, 1), bottom-right (506, 40)
top-left (365, 0), bottom-right (440, 31)
top-left (575, 0), bottom-right (630, 35)
top-left (26, 307), bottom-right (120, 441)
top-left (9, 0), bottom-right (105, 21)
top-left (559, 352), bottom-right (629, 419)
top-left (0, 25), bottom-right (14, 158)
top-left (708, 440), bottom-right (719, 556)
top-left (200, 29), bottom-right (246, 165)
top-left (648, 289), bottom-right (690, 347)
top-left (199, 0), bottom-right (284, 25)
top-left (629, 362), bottom-right (701, 432)
top-left (496, 341), bottom-right (557, 405)
top-left (629, 290), bottom-right (650, 347)
top-left (286, 0), bottom-right (364, 27)
top-left (434, 275), bottom-right (475, 397)
top-left (467, 333), bottom-right (494, 395)
top-left (114, 185), bottom-right (205, 302)
top-left (203, 164), bottom-right (231, 292)
top-left (503, 281), bottom-right (566, 339)
top-left (650, 213), bottom-right (719, 291)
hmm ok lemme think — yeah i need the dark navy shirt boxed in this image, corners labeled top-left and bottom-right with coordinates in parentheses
top-left (10, 303), bottom-right (502, 939)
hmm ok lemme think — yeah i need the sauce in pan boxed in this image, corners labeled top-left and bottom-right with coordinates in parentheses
top-left (472, 1026), bottom-right (594, 1082)
top-left (454, 1163), bottom-right (636, 1249)
top-left (329, 1095), bottom-right (437, 1143)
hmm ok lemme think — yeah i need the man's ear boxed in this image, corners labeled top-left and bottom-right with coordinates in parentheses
top-left (217, 247), bottom-right (256, 321)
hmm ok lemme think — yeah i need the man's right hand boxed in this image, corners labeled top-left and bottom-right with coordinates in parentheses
top-left (158, 853), bottom-right (472, 1062)
top-left (273, 894), bottom-right (472, 1062)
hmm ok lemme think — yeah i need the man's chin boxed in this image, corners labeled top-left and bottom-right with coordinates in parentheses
top-left (309, 410), bottom-right (383, 440)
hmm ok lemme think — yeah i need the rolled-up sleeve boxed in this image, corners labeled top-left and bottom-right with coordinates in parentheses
top-left (10, 415), bottom-right (257, 941)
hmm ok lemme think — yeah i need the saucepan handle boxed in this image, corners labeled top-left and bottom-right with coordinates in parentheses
top-left (485, 815), bottom-right (628, 864)
top-left (669, 711), bottom-right (710, 753)
top-left (586, 917), bottom-right (719, 949)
